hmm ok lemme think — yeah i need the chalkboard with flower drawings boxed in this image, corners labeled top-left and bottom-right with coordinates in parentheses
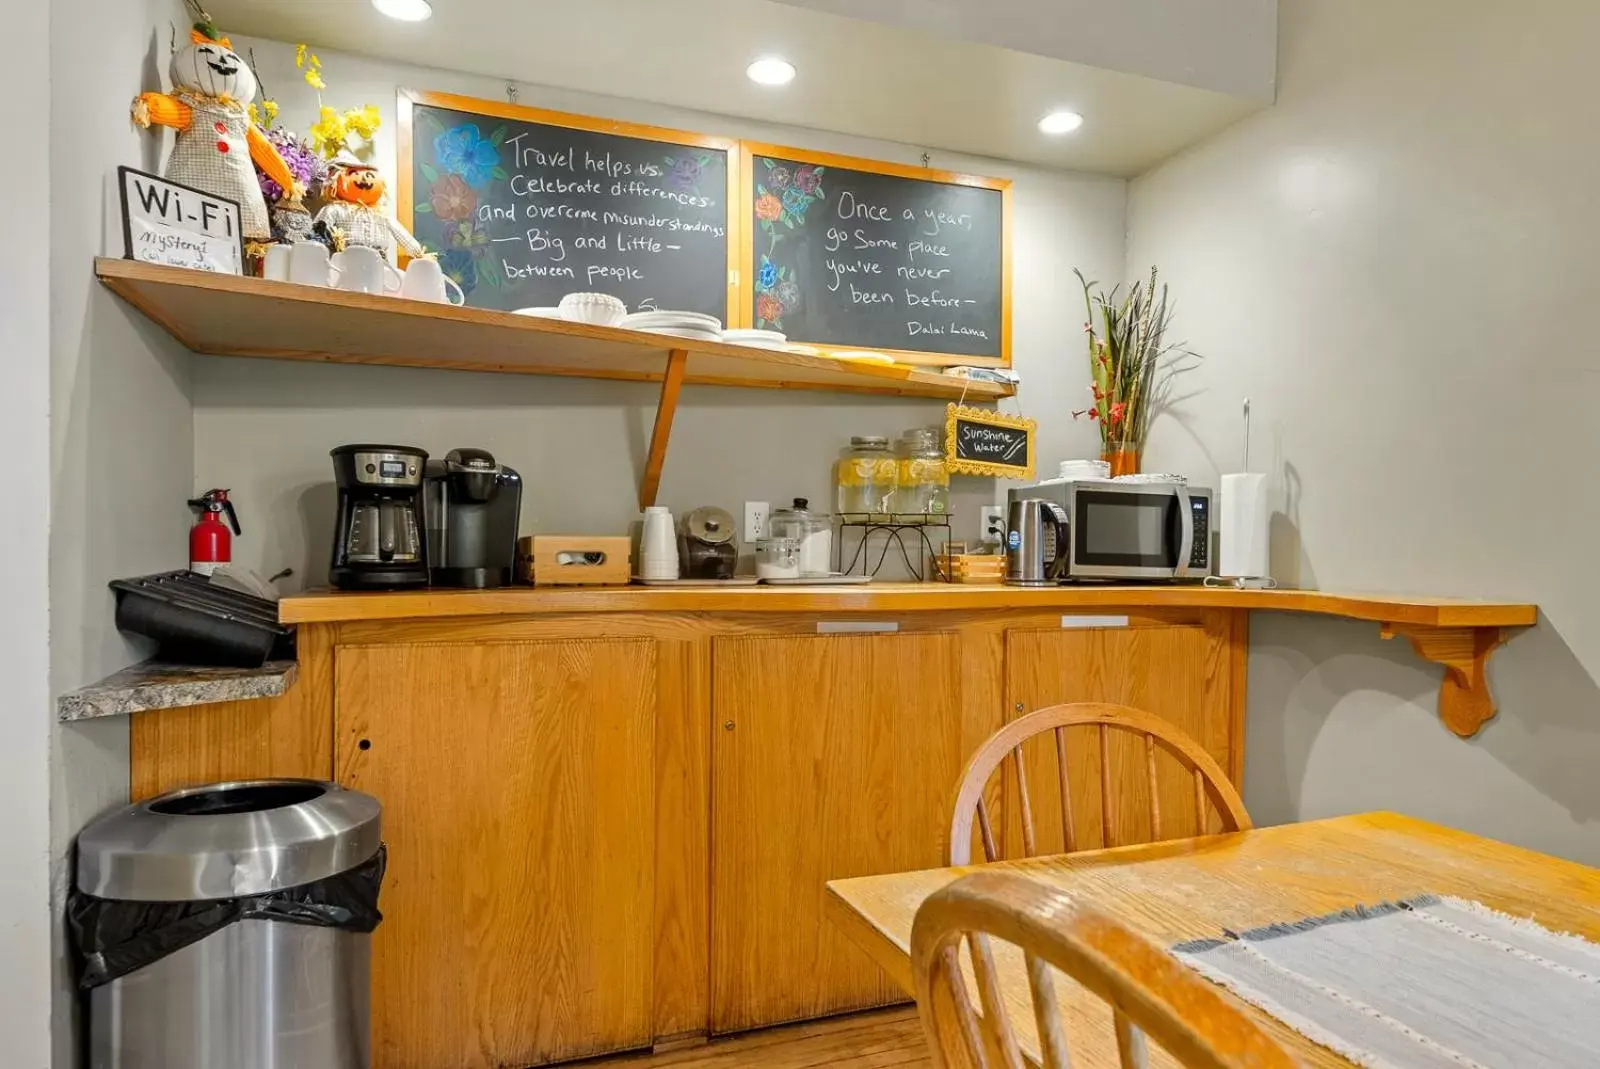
top-left (744, 144), bottom-right (1011, 365)
top-left (399, 91), bottom-right (736, 318)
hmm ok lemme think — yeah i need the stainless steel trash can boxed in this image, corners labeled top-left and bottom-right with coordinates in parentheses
top-left (76, 779), bottom-right (383, 1069)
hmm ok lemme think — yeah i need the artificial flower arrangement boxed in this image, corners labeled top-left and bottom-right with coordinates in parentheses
top-left (1071, 267), bottom-right (1200, 474)
top-left (242, 43), bottom-right (421, 262)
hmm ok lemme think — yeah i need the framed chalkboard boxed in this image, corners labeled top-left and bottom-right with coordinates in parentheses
top-left (946, 404), bottom-right (1035, 480)
top-left (741, 144), bottom-right (1010, 366)
top-left (399, 91), bottom-right (737, 319)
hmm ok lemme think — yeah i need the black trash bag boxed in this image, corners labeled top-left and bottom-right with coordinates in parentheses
top-left (69, 845), bottom-right (386, 990)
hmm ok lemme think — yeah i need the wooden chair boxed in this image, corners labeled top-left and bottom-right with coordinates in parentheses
top-left (911, 870), bottom-right (1297, 1069)
top-left (948, 703), bottom-right (1250, 865)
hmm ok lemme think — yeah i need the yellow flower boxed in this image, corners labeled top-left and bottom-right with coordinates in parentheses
top-left (304, 68), bottom-right (326, 91)
top-left (247, 102), bottom-right (260, 125)
top-left (345, 104), bottom-right (381, 140)
top-left (311, 54), bottom-right (322, 69)
top-left (308, 105), bottom-right (349, 157)
top-left (295, 43), bottom-right (307, 68)
top-left (264, 99), bottom-right (279, 122)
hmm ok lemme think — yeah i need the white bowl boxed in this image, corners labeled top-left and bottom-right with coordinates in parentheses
top-left (558, 292), bottom-right (627, 326)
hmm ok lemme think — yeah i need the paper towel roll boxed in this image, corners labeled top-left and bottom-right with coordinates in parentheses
top-left (1219, 473), bottom-right (1270, 579)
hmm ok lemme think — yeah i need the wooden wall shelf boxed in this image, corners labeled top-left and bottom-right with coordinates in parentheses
top-left (94, 259), bottom-right (1011, 403)
top-left (97, 258), bottom-right (1011, 508)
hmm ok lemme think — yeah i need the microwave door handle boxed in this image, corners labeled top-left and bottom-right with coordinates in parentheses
top-left (1044, 501), bottom-right (1071, 580)
top-left (1174, 486), bottom-right (1194, 578)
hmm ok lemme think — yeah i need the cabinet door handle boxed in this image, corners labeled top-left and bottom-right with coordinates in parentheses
top-left (816, 621), bottom-right (899, 634)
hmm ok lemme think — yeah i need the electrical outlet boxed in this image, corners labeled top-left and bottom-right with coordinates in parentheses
top-left (979, 505), bottom-right (1005, 545)
top-left (744, 501), bottom-right (770, 543)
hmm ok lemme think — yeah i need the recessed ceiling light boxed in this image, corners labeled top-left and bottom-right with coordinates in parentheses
top-left (372, 0), bottom-right (433, 21)
top-left (747, 57), bottom-right (797, 87)
top-left (1038, 110), bottom-right (1084, 135)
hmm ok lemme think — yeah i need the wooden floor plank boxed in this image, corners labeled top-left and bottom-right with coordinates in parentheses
top-left (578, 1009), bottom-right (930, 1068)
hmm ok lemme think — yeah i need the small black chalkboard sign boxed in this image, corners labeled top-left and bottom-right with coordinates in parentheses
top-left (945, 404), bottom-right (1036, 480)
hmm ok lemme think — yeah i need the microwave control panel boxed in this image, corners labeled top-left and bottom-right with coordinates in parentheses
top-left (1190, 498), bottom-right (1210, 567)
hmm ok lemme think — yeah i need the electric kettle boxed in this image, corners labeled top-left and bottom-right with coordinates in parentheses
top-left (1005, 499), bottom-right (1069, 586)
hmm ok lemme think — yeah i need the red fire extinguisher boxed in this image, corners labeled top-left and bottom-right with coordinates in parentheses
top-left (188, 489), bottom-right (241, 576)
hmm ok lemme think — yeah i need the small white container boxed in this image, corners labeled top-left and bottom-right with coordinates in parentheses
top-left (1058, 459), bottom-right (1111, 481)
top-left (754, 538), bottom-right (802, 580)
top-left (559, 292), bottom-right (627, 326)
top-left (640, 506), bottom-right (679, 579)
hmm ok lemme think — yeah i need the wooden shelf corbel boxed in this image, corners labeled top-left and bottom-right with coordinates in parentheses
top-left (1380, 623), bottom-right (1510, 737)
top-left (638, 349), bottom-right (688, 510)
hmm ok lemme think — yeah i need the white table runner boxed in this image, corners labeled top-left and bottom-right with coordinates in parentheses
top-left (1173, 895), bottom-right (1600, 1069)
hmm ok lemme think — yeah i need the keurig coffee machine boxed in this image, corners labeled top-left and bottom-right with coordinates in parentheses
top-left (329, 445), bottom-right (430, 590)
top-left (424, 447), bottom-right (522, 588)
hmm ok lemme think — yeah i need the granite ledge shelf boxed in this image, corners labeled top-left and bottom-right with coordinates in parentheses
top-left (57, 659), bottom-right (298, 721)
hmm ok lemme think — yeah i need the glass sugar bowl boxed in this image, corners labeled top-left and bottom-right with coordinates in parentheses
top-left (894, 427), bottom-right (950, 515)
top-left (835, 436), bottom-right (897, 517)
top-left (769, 498), bottom-right (833, 576)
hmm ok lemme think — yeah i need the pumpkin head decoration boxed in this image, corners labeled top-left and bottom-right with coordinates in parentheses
top-left (170, 30), bottom-right (258, 104)
top-left (129, 3), bottom-right (297, 241)
top-left (329, 163), bottom-right (386, 208)
top-left (313, 155), bottom-right (426, 265)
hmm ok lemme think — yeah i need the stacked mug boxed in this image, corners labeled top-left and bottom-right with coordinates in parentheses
top-left (640, 506), bottom-right (680, 581)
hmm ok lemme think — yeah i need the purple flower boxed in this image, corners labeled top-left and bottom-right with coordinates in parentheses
top-left (434, 125), bottom-right (500, 189)
top-left (256, 127), bottom-right (325, 203)
top-left (668, 156), bottom-right (704, 192)
top-left (794, 165), bottom-right (822, 193)
top-left (766, 165), bottom-right (792, 190)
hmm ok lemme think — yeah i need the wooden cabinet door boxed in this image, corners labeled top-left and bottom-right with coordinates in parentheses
top-left (336, 639), bottom-right (656, 1069)
top-left (1004, 620), bottom-right (1237, 854)
top-left (710, 631), bottom-right (964, 1033)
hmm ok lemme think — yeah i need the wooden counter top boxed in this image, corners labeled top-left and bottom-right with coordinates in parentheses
top-left (278, 582), bottom-right (1535, 628)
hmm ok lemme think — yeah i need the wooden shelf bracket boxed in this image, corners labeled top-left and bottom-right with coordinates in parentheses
top-left (639, 349), bottom-right (688, 510)
top-left (1380, 623), bottom-right (1510, 737)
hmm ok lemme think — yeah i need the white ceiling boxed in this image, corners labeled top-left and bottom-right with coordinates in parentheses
top-left (770, 0), bottom-right (1278, 100)
top-left (208, 0), bottom-right (1266, 176)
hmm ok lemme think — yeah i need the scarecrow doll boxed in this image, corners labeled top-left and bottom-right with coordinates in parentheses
top-left (314, 154), bottom-right (426, 266)
top-left (131, 3), bottom-right (300, 242)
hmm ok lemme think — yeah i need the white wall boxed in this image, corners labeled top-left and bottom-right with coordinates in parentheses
top-left (49, 0), bottom-right (195, 1064)
top-left (2, 0), bottom-right (55, 1060)
top-left (1127, 0), bottom-right (1600, 861)
top-left (197, 38), bottom-right (1125, 586)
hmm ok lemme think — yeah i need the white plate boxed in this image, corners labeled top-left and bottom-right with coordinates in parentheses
top-left (785, 344), bottom-right (822, 356)
top-left (514, 307), bottom-right (564, 319)
top-left (723, 328), bottom-right (787, 343)
top-left (642, 326), bottom-right (723, 341)
top-left (622, 310), bottom-right (724, 331)
top-left (760, 574), bottom-right (874, 585)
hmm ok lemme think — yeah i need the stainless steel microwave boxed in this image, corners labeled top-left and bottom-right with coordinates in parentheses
top-left (1005, 478), bottom-right (1212, 582)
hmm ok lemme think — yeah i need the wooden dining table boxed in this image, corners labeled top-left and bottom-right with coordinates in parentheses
top-left (825, 811), bottom-right (1600, 1067)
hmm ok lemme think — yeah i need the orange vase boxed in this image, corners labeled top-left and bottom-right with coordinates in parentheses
top-left (1101, 444), bottom-right (1143, 477)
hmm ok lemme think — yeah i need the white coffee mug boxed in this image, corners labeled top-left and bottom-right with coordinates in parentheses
top-left (263, 244), bottom-right (292, 282)
top-left (399, 256), bottom-right (465, 305)
top-left (288, 241), bottom-right (332, 286)
top-left (330, 246), bottom-right (403, 295)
